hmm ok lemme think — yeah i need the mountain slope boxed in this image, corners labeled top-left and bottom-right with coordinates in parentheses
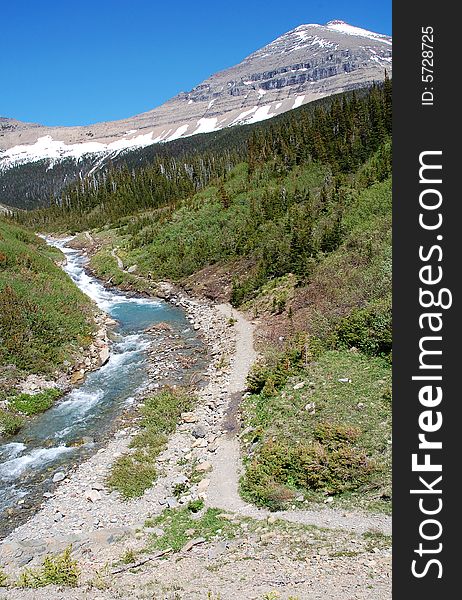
top-left (0, 20), bottom-right (391, 173)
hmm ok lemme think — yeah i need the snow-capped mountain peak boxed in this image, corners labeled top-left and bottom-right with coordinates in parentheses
top-left (0, 20), bottom-right (392, 177)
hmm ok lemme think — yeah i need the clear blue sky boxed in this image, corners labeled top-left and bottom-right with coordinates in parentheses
top-left (1, 0), bottom-right (391, 126)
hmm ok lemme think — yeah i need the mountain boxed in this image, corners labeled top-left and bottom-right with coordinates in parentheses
top-left (0, 20), bottom-right (391, 207)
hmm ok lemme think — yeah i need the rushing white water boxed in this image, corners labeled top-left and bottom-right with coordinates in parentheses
top-left (0, 239), bottom-right (202, 526)
top-left (50, 237), bottom-right (161, 311)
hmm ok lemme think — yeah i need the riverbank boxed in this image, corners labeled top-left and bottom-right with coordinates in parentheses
top-left (0, 234), bottom-right (114, 441)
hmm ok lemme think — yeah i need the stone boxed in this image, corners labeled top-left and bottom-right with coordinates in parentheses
top-left (338, 378), bottom-right (352, 383)
top-left (172, 475), bottom-right (189, 486)
top-left (207, 441), bottom-right (219, 453)
top-left (293, 381), bottom-right (305, 390)
top-left (70, 371), bottom-right (85, 384)
top-left (85, 489), bottom-right (102, 503)
top-left (91, 482), bottom-right (105, 491)
top-left (99, 346), bottom-right (110, 366)
top-left (192, 425), bottom-right (206, 438)
top-left (181, 537), bottom-right (206, 552)
top-left (144, 527), bottom-right (165, 537)
top-left (148, 322), bottom-right (173, 332)
top-left (181, 412), bottom-right (197, 423)
top-left (127, 265), bottom-right (138, 274)
top-left (195, 461), bottom-right (212, 473)
top-left (166, 497), bottom-right (178, 509)
top-left (52, 471), bottom-right (66, 483)
top-left (192, 438), bottom-right (208, 448)
top-left (197, 478), bottom-right (210, 493)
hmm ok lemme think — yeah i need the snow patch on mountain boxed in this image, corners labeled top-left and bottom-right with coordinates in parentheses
top-left (326, 20), bottom-right (392, 45)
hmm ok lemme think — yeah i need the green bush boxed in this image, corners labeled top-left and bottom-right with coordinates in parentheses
top-left (246, 335), bottom-right (323, 395)
top-left (16, 546), bottom-right (80, 588)
top-left (335, 299), bottom-right (392, 360)
top-left (0, 409), bottom-right (24, 436)
top-left (9, 388), bottom-right (61, 416)
top-left (242, 430), bottom-right (374, 508)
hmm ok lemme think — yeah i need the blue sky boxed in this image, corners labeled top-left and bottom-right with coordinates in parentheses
top-left (0, 0), bottom-right (391, 126)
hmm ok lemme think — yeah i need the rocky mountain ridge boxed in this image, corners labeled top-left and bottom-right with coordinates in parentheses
top-left (0, 20), bottom-right (391, 172)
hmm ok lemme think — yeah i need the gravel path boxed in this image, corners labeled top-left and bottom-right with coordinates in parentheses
top-left (206, 305), bottom-right (391, 536)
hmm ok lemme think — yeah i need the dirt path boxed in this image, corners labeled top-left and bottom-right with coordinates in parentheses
top-left (110, 247), bottom-right (124, 270)
top-left (206, 304), bottom-right (391, 536)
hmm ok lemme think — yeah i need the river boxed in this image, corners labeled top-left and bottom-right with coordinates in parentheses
top-left (0, 238), bottom-right (206, 537)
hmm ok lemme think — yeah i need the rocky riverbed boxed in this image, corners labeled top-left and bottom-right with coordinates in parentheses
top-left (0, 289), bottom-right (236, 564)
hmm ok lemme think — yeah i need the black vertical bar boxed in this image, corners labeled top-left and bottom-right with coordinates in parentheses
top-left (394, 0), bottom-right (459, 596)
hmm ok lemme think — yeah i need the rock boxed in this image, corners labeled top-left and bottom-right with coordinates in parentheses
top-left (99, 346), bottom-right (110, 366)
top-left (181, 537), bottom-right (206, 552)
top-left (192, 425), bottom-right (207, 438)
top-left (85, 489), bottom-right (102, 503)
top-left (324, 497), bottom-right (334, 504)
top-left (52, 472), bottom-right (66, 483)
top-left (181, 412), bottom-right (197, 423)
top-left (144, 527), bottom-right (165, 537)
top-left (166, 497), bottom-right (178, 509)
top-left (127, 265), bottom-right (138, 273)
top-left (172, 475), bottom-right (189, 486)
top-left (207, 441), bottom-right (219, 453)
top-left (338, 378), bottom-right (352, 383)
top-left (260, 532), bottom-right (276, 543)
top-left (70, 371), bottom-right (85, 385)
top-left (195, 461), bottom-right (212, 473)
top-left (357, 402), bottom-right (365, 410)
top-left (293, 381), bottom-right (305, 390)
top-left (192, 438), bottom-right (208, 448)
top-left (148, 322), bottom-right (173, 332)
top-left (197, 478), bottom-right (210, 493)
top-left (91, 483), bottom-right (105, 491)
top-left (217, 514), bottom-right (235, 521)
top-left (208, 540), bottom-right (229, 560)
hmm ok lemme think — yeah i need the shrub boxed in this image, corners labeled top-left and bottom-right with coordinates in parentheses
top-left (246, 335), bottom-right (323, 395)
top-left (16, 546), bottom-right (80, 588)
top-left (242, 423), bottom-right (375, 508)
top-left (335, 299), bottom-right (392, 361)
top-left (0, 409), bottom-right (25, 436)
top-left (9, 388), bottom-right (61, 416)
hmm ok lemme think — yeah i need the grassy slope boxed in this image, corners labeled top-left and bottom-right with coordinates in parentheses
top-left (0, 220), bottom-right (96, 436)
top-left (84, 164), bottom-right (391, 512)
top-left (238, 178), bottom-right (391, 513)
